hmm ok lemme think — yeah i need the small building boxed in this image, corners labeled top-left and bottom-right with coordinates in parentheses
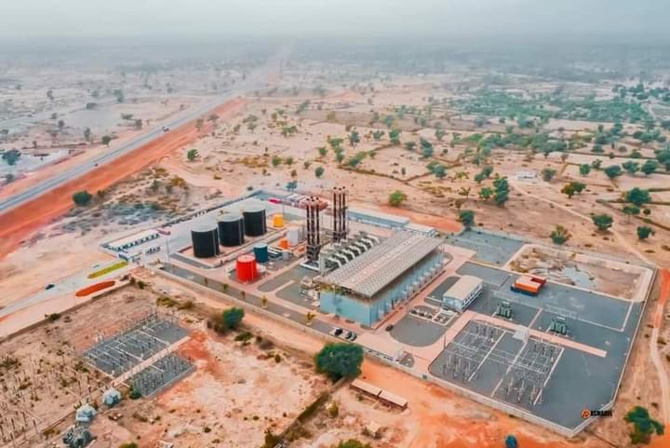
top-left (351, 379), bottom-right (382, 398)
top-left (108, 230), bottom-right (160, 252)
top-left (365, 421), bottom-right (383, 438)
top-left (378, 390), bottom-right (408, 410)
top-left (442, 275), bottom-right (483, 312)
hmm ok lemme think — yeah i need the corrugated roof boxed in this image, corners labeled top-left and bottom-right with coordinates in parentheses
top-left (320, 231), bottom-right (442, 298)
top-left (351, 379), bottom-right (382, 397)
top-left (443, 275), bottom-right (483, 302)
top-left (348, 208), bottom-right (410, 225)
top-left (109, 230), bottom-right (159, 249)
top-left (378, 390), bottom-right (408, 407)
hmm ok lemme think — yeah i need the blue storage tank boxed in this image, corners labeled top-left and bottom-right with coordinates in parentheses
top-left (253, 243), bottom-right (269, 263)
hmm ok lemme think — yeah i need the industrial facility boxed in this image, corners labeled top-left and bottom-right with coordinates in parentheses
top-left (317, 231), bottom-right (445, 326)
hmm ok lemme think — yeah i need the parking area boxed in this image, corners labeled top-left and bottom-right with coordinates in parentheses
top-left (389, 315), bottom-right (447, 347)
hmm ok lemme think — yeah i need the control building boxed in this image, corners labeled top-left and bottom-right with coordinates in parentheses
top-left (317, 231), bottom-right (444, 326)
top-left (441, 275), bottom-right (483, 312)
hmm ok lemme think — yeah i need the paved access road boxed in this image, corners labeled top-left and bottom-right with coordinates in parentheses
top-left (0, 55), bottom-right (278, 215)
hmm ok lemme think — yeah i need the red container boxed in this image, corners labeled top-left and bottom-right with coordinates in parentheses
top-left (237, 255), bottom-right (258, 282)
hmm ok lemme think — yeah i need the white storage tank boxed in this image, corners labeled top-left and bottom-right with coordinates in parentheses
top-left (287, 227), bottom-right (301, 246)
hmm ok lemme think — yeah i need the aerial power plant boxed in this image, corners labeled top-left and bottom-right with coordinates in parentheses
top-left (1, 25), bottom-right (667, 447)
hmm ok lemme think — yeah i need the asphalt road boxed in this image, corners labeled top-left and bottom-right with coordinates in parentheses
top-left (0, 61), bottom-right (274, 215)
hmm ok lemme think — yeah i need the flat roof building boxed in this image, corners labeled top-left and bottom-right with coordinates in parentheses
top-left (378, 390), bottom-right (408, 409)
top-left (442, 275), bottom-right (484, 312)
top-left (108, 230), bottom-right (160, 252)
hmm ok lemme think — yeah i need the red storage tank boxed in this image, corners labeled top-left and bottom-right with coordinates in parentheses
top-left (237, 255), bottom-right (258, 282)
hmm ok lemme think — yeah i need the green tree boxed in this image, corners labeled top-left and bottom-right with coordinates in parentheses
top-left (623, 205), bottom-right (641, 222)
top-left (541, 168), bottom-right (557, 182)
top-left (388, 190), bottom-right (407, 207)
top-left (222, 307), bottom-right (245, 330)
top-left (592, 214), bottom-right (613, 231)
top-left (286, 180), bottom-right (298, 191)
top-left (591, 159), bottom-right (603, 170)
top-left (550, 225), bottom-right (571, 245)
top-left (348, 130), bottom-right (360, 147)
top-left (625, 188), bottom-right (651, 207)
top-left (271, 155), bottom-right (282, 167)
top-left (622, 161), bottom-right (640, 176)
top-left (389, 129), bottom-right (402, 145)
top-left (479, 186), bottom-right (493, 201)
top-left (187, 149), bottom-right (199, 161)
top-left (83, 127), bottom-right (92, 142)
top-left (624, 406), bottom-right (664, 445)
top-left (315, 343), bottom-right (364, 381)
top-left (493, 176), bottom-right (510, 207)
top-left (72, 190), bottom-right (93, 206)
top-left (655, 148), bottom-right (670, 171)
top-left (1, 149), bottom-right (21, 166)
top-left (318, 146), bottom-right (328, 157)
top-left (336, 152), bottom-right (345, 164)
top-left (561, 183), bottom-right (576, 198)
top-left (102, 135), bottom-right (112, 146)
top-left (285, 156), bottom-right (294, 166)
top-left (603, 165), bottom-right (623, 180)
top-left (404, 141), bottom-right (416, 152)
top-left (435, 128), bottom-right (446, 141)
top-left (372, 130), bottom-right (385, 141)
top-left (641, 160), bottom-right (659, 176)
top-left (459, 210), bottom-right (475, 227)
top-left (579, 164), bottom-right (591, 176)
top-left (315, 166), bottom-right (325, 178)
top-left (637, 226), bottom-right (654, 240)
top-left (433, 164), bottom-right (447, 179)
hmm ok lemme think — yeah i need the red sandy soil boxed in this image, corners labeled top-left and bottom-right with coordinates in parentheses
top-left (376, 204), bottom-right (462, 233)
top-left (75, 280), bottom-right (115, 297)
top-left (0, 98), bottom-right (246, 260)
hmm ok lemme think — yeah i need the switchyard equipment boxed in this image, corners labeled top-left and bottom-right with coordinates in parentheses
top-left (511, 275), bottom-right (546, 296)
top-left (318, 231), bottom-right (379, 275)
top-left (442, 275), bottom-right (484, 312)
top-left (243, 205), bottom-right (267, 237)
top-left (191, 225), bottom-right (220, 258)
top-left (332, 186), bottom-right (348, 243)
top-left (217, 213), bottom-right (245, 247)
top-left (317, 231), bottom-right (444, 326)
top-left (495, 301), bottom-right (513, 319)
top-left (62, 425), bottom-right (92, 448)
top-left (549, 316), bottom-right (568, 335)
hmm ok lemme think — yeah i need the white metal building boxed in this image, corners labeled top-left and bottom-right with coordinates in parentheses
top-left (442, 275), bottom-right (483, 312)
top-left (108, 230), bottom-right (160, 252)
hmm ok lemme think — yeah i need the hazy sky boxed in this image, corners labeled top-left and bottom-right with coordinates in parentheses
top-left (0, 0), bottom-right (665, 40)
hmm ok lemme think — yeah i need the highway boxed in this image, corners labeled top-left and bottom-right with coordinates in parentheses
top-left (0, 60), bottom-right (275, 215)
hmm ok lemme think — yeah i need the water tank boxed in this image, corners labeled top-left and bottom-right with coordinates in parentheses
top-left (272, 214), bottom-right (284, 228)
top-left (218, 213), bottom-right (245, 247)
top-left (237, 255), bottom-right (258, 282)
top-left (287, 227), bottom-right (300, 246)
top-left (191, 226), bottom-right (220, 258)
top-left (243, 206), bottom-right (267, 237)
top-left (253, 243), bottom-right (269, 263)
